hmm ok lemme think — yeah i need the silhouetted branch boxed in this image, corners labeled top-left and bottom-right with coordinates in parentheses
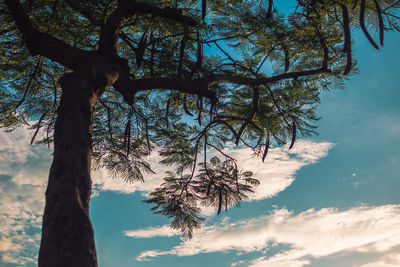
top-left (360, 0), bottom-right (379, 49)
top-left (235, 87), bottom-right (259, 145)
top-left (117, 66), bottom-right (329, 104)
top-left (100, 0), bottom-right (197, 54)
top-left (256, 45), bottom-right (276, 74)
top-left (374, 0), bottom-right (384, 46)
top-left (288, 119), bottom-right (296, 150)
top-left (5, 0), bottom-right (94, 70)
top-left (63, 0), bottom-right (103, 26)
top-left (262, 133), bottom-right (270, 162)
top-left (202, 0), bottom-right (207, 21)
top-left (31, 110), bottom-right (48, 144)
top-left (99, 99), bottom-right (115, 147)
top-left (14, 57), bottom-right (42, 110)
top-left (341, 4), bottom-right (352, 75)
top-left (267, 0), bottom-right (273, 18)
top-left (190, 34), bottom-right (203, 76)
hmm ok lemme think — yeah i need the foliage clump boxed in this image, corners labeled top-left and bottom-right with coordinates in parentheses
top-left (1, 0), bottom-right (400, 240)
top-left (145, 157), bottom-right (259, 239)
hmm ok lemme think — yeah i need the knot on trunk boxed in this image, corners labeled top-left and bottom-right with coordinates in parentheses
top-left (59, 61), bottom-right (122, 97)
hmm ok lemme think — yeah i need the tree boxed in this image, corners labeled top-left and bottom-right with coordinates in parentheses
top-left (1, 0), bottom-right (399, 266)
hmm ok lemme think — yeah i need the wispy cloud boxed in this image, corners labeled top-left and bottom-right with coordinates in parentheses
top-left (0, 128), bottom-right (50, 265)
top-left (230, 140), bottom-right (333, 201)
top-left (360, 251), bottom-right (400, 267)
top-left (134, 205), bottom-right (400, 267)
top-left (124, 225), bottom-right (179, 238)
top-left (0, 127), bottom-right (334, 264)
top-left (93, 140), bottom-right (334, 203)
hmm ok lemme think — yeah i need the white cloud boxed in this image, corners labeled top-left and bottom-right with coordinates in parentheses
top-left (0, 180), bottom-right (44, 265)
top-left (136, 250), bottom-right (173, 261)
top-left (230, 140), bottom-right (334, 201)
top-left (0, 237), bottom-right (13, 252)
top-left (0, 128), bottom-right (50, 265)
top-left (124, 225), bottom-right (179, 238)
top-left (248, 257), bottom-right (310, 267)
top-left (91, 153), bottom-right (173, 195)
top-left (134, 205), bottom-right (400, 267)
top-left (93, 140), bottom-right (334, 203)
top-left (0, 127), bottom-right (334, 265)
top-left (361, 251), bottom-right (400, 267)
top-left (0, 128), bottom-right (42, 163)
top-left (231, 260), bottom-right (246, 266)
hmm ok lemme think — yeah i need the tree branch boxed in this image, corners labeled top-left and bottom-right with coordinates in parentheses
top-left (99, 2), bottom-right (127, 55)
top-left (63, 0), bottom-right (103, 26)
top-left (374, 0), bottom-right (384, 46)
top-left (100, 0), bottom-right (197, 55)
top-left (235, 87), bottom-right (259, 145)
top-left (341, 4), bottom-right (352, 75)
top-left (133, 2), bottom-right (198, 27)
top-left (114, 78), bottom-right (215, 104)
top-left (360, 0), bottom-right (379, 50)
top-left (116, 67), bottom-right (329, 103)
top-left (5, 0), bottom-right (94, 70)
top-left (204, 67), bottom-right (329, 86)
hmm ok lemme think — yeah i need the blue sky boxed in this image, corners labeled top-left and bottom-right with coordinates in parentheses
top-left (1, 15), bottom-right (400, 267)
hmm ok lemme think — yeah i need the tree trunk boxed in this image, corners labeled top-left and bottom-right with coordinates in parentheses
top-left (38, 71), bottom-right (102, 267)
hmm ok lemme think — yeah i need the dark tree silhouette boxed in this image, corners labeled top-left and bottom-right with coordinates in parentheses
top-left (1, 0), bottom-right (399, 266)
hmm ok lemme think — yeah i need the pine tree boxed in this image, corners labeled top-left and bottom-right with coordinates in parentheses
top-left (1, 0), bottom-right (399, 266)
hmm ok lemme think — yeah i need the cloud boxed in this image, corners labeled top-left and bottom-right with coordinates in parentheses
top-left (0, 127), bottom-right (334, 264)
top-left (360, 250), bottom-right (400, 267)
top-left (0, 237), bottom-right (13, 252)
top-left (134, 205), bottom-right (400, 267)
top-left (136, 250), bottom-right (172, 262)
top-left (0, 128), bottom-right (50, 265)
top-left (104, 139), bottom-right (334, 217)
top-left (124, 225), bottom-right (179, 238)
top-left (93, 140), bottom-right (334, 203)
top-left (230, 260), bottom-right (246, 266)
top-left (248, 257), bottom-right (310, 267)
top-left (229, 140), bottom-right (334, 201)
top-left (91, 153), bottom-right (173, 195)
top-left (0, 128), bottom-right (45, 163)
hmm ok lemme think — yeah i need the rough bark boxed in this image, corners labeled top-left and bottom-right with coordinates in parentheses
top-left (38, 71), bottom-right (104, 267)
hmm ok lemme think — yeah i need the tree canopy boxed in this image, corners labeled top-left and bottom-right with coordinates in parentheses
top-left (1, 0), bottom-right (400, 264)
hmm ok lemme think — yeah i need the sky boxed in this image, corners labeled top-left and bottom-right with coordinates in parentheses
top-left (1, 10), bottom-right (400, 267)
